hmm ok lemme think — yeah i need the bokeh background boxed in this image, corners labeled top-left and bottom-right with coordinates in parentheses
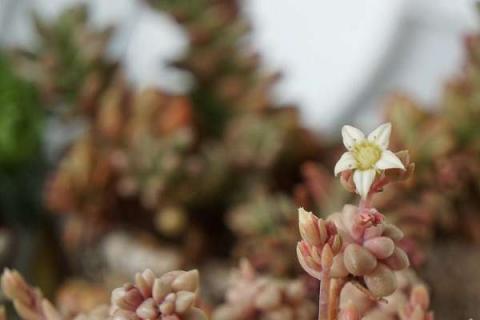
top-left (3, 0), bottom-right (478, 130)
top-left (0, 0), bottom-right (479, 319)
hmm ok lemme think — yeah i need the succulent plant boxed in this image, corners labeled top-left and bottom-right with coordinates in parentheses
top-left (11, 5), bottom-right (117, 115)
top-left (40, 1), bottom-right (322, 276)
top-left (375, 34), bottom-right (480, 258)
top-left (1, 267), bottom-right (207, 320)
top-left (213, 259), bottom-right (316, 320)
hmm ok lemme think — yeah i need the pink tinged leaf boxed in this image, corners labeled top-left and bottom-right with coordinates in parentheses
top-left (296, 243), bottom-right (322, 280)
top-left (363, 237), bottom-right (395, 259)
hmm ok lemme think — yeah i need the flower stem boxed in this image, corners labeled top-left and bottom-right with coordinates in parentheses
top-left (319, 271), bottom-right (330, 320)
top-left (328, 278), bottom-right (347, 320)
top-left (359, 193), bottom-right (373, 211)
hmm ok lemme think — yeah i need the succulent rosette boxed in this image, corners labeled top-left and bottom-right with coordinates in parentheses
top-left (110, 269), bottom-right (207, 320)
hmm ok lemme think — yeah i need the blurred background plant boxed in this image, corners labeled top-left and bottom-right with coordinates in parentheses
top-left (0, 0), bottom-right (479, 319)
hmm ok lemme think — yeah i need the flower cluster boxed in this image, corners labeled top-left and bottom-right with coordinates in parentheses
top-left (212, 259), bottom-right (316, 320)
top-left (296, 208), bottom-right (342, 280)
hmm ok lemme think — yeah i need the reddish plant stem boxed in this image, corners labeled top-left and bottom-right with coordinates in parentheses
top-left (328, 278), bottom-right (347, 320)
top-left (319, 270), bottom-right (330, 320)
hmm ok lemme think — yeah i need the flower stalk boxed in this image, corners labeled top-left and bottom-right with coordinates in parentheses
top-left (297, 123), bottom-right (415, 320)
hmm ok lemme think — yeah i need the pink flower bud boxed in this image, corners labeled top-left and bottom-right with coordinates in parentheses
top-left (298, 208), bottom-right (327, 246)
top-left (296, 241), bottom-right (322, 279)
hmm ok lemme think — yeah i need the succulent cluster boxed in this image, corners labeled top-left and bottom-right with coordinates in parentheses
top-left (340, 269), bottom-right (433, 320)
top-left (329, 205), bottom-right (409, 297)
top-left (213, 259), bottom-right (316, 320)
top-left (227, 192), bottom-right (300, 275)
top-left (293, 123), bottom-right (432, 319)
top-left (38, 1), bottom-right (321, 275)
top-left (1, 268), bottom-right (63, 320)
top-left (1, 267), bottom-right (207, 320)
top-left (371, 33), bottom-right (480, 259)
top-left (110, 269), bottom-right (206, 320)
top-left (5, 0), bottom-right (480, 317)
top-left (12, 6), bottom-right (116, 114)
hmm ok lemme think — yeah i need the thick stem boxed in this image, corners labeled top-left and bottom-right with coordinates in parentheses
top-left (328, 278), bottom-right (347, 320)
top-left (319, 271), bottom-right (330, 320)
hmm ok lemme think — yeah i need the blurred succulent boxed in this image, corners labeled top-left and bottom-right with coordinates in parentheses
top-left (377, 36), bottom-right (480, 253)
top-left (227, 191), bottom-right (299, 275)
top-left (1, 267), bottom-right (207, 320)
top-left (212, 259), bottom-right (316, 320)
top-left (340, 269), bottom-right (433, 320)
top-left (110, 269), bottom-right (207, 320)
top-left (0, 55), bottom-right (43, 167)
top-left (43, 0), bottom-right (322, 276)
top-left (1, 268), bottom-right (62, 320)
top-left (55, 280), bottom-right (110, 318)
top-left (0, 53), bottom-right (47, 230)
top-left (11, 5), bottom-right (117, 115)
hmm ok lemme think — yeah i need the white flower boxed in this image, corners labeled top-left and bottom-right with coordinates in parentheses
top-left (334, 123), bottom-right (405, 198)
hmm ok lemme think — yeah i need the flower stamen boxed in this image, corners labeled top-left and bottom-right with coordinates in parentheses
top-left (352, 141), bottom-right (382, 170)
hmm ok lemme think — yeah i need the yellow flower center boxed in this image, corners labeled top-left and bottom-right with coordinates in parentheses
top-left (352, 141), bottom-right (382, 170)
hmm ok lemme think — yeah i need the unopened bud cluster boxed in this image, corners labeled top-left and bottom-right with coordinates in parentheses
top-left (296, 208), bottom-right (342, 280)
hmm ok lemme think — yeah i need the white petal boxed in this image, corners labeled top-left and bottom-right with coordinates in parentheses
top-left (353, 169), bottom-right (376, 199)
top-left (342, 125), bottom-right (365, 150)
top-left (368, 123), bottom-right (391, 149)
top-left (375, 150), bottom-right (405, 170)
top-left (334, 152), bottom-right (357, 176)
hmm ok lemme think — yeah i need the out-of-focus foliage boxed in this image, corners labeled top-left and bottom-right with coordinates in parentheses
top-left (2, 0), bottom-right (479, 317)
top-left (12, 6), bottom-right (116, 115)
top-left (0, 53), bottom-right (45, 228)
top-left (39, 2), bottom-right (323, 281)
top-left (0, 55), bottom-right (42, 167)
top-left (379, 34), bottom-right (480, 251)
